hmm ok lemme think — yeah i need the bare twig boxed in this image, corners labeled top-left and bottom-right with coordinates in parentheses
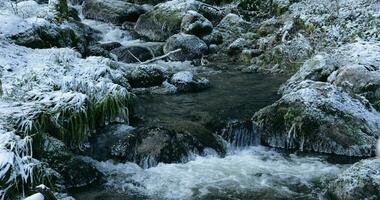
top-left (127, 50), bottom-right (142, 63)
top-left (141, 49), bottom-right (182, 64)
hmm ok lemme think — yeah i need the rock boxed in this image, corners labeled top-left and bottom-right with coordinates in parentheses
top-left (39, 136), bottom-right (101, 188)
top-left (253, 80), bottom-right (380, 157)
top-left (181, 10), bottom-right (213, 37)
top-left (327, 158), bottom-right (380, 200)
top-left (10, 21), bottom-right (100, 56)
top-left (202, 30), bottom-right (223, 45)
top-left (127, 0), bottom-right (167, 5)
top-left (280, 42), bottom-right (380, 106)
top-left (170, 71), bottom-right (210, 92)
top-left (240, 49), bottom-right (263, 63)
top-left (98, 42), bottom-right (122, 51)
top-left (252, 34), bottom-right (313, 74)
top-left (111, 46), bottom-right (154, 63)
top-left (125, 64), bottom-right (166, 88)
top-left (134, 0), bottom-right (222, 41)
top-left (83, 0), bottom-right (147, 24)
top-left (227, 38), bottom-right (251, 55)
top-left (279, 53), bottom-right (338, 94)
top-left (111, 124), bottom-right (224, 168)
top-left (163, 33), bottom-right (208, 61)
top-left (216, 13), bottom-right (252, 39)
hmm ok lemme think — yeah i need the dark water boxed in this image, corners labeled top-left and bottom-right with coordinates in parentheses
top-left (134, 71), bottom-right (288, 129)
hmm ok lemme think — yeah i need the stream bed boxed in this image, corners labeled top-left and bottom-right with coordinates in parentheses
top-left (70, 70), bottom-right (353, 200)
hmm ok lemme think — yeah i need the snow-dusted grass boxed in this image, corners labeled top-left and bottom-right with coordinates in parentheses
top-left (0, 40), bottom-right (133, 198)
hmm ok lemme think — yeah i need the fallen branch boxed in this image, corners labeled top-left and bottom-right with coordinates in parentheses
top-left (141, 49), bottom-right (182, 64)
top-left (127, 50), bottom-right (142, 63)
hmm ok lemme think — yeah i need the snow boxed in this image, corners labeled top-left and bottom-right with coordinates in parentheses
top-left (24, 193), bottom-right (45, 200)
top-left (171, 71), bottom-right (193, 83)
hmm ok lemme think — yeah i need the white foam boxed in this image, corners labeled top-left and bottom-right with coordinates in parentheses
top-left (93, 146), bottom-right (348, 199)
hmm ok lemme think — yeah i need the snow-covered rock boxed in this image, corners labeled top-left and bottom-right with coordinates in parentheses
top-left (170, 71), bottom-right (210, 92)
top-left (253, 80), bottom-right (380, 156)
top-left (327, 158), bottom-right (380, 200)
top-left (134, 0), bottom-right (222, 41)
top-left (281, 41), bottom-right (380, 110)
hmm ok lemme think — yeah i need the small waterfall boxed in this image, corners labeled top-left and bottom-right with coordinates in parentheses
top-left (220, 120), bottom-right (260, 149)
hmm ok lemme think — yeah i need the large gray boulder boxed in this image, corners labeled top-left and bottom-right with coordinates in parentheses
top-left (327, 158), bottom-right (380, 200)
top-left (83, 0), bottom-right (147, 24)
top-left (253, 80), bottom-right (380, 157)
top-left (163, 33), bottom-right (208, 61)
top-left (280, 42), bottom-right (380, 109)
top-left (134, 0), bottom-right (222, 41)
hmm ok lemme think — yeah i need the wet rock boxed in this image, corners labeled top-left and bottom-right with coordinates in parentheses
top-left (83, 0), bottom-right (147, 24)
top-left (163, 33), bottom-right (208, 61)
top-left (253, 80), bottom-right (380, 157)
top-left (125, 64), bottom-right (166, 88)
top-left (181, 10), bottom-right (213, 37)
top-left (169, 71), bottom-right (210, 92)
top-left (98, 42), bottom-right (122, 51)
top-left (111, 46), bottom-right (154, 63)
top-left (327, 158), bottom-right (380, 200)
top-left (39, 136), bottom-right (101, 188)
top-left (111, 124), bottom-right (224, 168)
top-left (134, 0), bottom-right (222, 41)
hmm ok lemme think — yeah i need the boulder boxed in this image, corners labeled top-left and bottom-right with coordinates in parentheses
top-left (125, 64), bottom-right (167, 88)
top-left (253, 80), bottom-right (380, 157)
top-left (39, 136), bottom-right (101, 188)
top-left (134, 0), bottom-right (222, 41)
top-left (111, 124), bottom-right (224, 168)
top-left (202, 30), bottom-right (223, 45)
top-left (163, 33), bottom-right (208, 61)
top-left (169, 71), bottom-right (210, 92)
top-left (227, 38), bottom-right (252, 55)
top-left (111, 46), bottom-right (154, 63)
top-left (83, 0), bottom-right (147, 24)
top-left (10, 21), bottom-right (100, 56)
top-left (327, 158), bottom-right (380, 200)
top-left (280, 42), bottom-right (380, 107)
top-left (181, 10), bottom-right (213, 37)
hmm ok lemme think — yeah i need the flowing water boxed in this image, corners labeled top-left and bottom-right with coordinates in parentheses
top-left (71, 70), bottom-right (352, 200)
top-left (69, 9), bottom-right (353, 200)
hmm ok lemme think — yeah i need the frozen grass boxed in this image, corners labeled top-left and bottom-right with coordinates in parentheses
top-left (0, 26), bottom-right (133, 198)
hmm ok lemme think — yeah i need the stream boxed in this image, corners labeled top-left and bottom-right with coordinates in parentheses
top-left (64, 11), bottom-right (356, 200)
top-left (70, 70), bottom-right (352, 200)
